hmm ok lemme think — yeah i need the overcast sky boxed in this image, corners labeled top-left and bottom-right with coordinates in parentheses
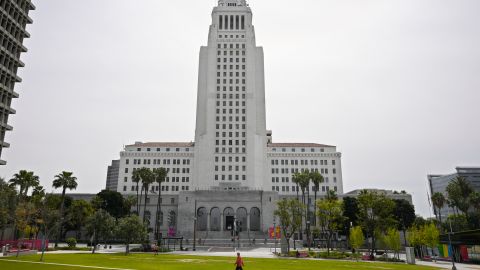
top-left (1, 0), bottom-right (479, 217)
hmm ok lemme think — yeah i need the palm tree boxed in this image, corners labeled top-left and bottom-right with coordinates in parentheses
top-left (140, 168), bottom-right (155, 223)
top-left (446, 176), bottom-right (473, 218)
top-left (153, 167), bottom-right (168, 242)
top-left (309, 171), bottom-right (324, 226)
top-left (431, 192), bottom-right (446, 225)
top-left (9, 170), bottom-right (40, 200)
top-left (52, 171), bottom-right (78, 248)
top-left (131, 169), bottom-right (141, 214)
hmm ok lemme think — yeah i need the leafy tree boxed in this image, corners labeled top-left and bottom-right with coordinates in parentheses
top-left (317, 197), bottom-right (344, 256)
top-left (393, 199), bottom-right (416, 245)
top-left (153, 167), bottom-right (168, 241)
top-left (445, 214), bottom-right (469, 232)
top-left (274, 199), bottom-right (292, 253)
top-left (357, 190), bottom-right (396, 258)
top-left (341, 197), bottom-right (359, 236)
top-left (407, 225), bottom-right (426, 257)
top-left (469, 192), bottom-right (480, 213)
top-left (67, 199), bottom-right (94, 240)
top-left (423, 223), bottom-right (439, 259)
top-left (37, 194), bottom-right (60, 261)
top-left (431, 192), bottom-right (446, 225)
top-left (349, 226), bottom-right (364, 261)
top-left (116, 215), bottom-right (147, 255)
top-left (0, 178), bottom-right (17, 240)
top-left (14, 202), bottom-right (37, 257)
top-left (384, 228), bottom-right (401, 259)
top-left (93, 190), bottom-right (131, 218)
top-left (52, 171), bottom-right (78, 247)
top-left (85, 209), bottom-right (115, 254)
top-left (309, 171), bottom-right (324, 226)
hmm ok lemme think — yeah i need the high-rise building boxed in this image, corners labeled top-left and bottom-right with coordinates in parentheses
top-left (428, 167), bottom-right (480, 219)
top-left (0, 0), bottom-right (35, 165)
top-left (109, 0), bottom-right (343, 239)
top-left (105, 159), bottom-right (120, 191)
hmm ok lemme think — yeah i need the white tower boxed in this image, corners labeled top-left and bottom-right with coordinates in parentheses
top-left (193, 0), bottom-right (267, 190)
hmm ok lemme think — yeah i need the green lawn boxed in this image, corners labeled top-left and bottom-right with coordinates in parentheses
top-left (0, 253), bottom-right (439, 270)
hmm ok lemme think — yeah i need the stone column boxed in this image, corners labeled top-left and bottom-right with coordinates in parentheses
top-left (246, 212), bottom-right (251, 231)
top-left (220, 213), bottom-right (224, 231)
top-left (207, 213), bottom-right (211, 231)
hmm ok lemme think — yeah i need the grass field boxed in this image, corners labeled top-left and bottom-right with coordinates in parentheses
top-left (0, 253), bottom-right (439, 270)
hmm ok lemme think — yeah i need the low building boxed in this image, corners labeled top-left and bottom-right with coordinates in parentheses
top-left (342, 188), bottom-right (413, 204)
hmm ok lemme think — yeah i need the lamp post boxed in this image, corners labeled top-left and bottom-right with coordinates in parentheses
top-left (306, 220), bottom-right (311, 251)
top-left (447, 209), bottom-right (457, 270)
top-left (273, 216), bottom-right (277, 254)
top-left (193, 200), bottom-right (197, 251)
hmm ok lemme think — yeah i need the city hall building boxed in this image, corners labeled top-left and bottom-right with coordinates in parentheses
top-left (107, 0), bottom-right (344, 240)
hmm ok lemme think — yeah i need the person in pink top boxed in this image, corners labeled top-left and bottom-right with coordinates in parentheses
top-left (234, 252), bottom-right (244, 270)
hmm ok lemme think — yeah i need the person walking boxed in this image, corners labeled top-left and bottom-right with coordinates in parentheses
top-left (234, 252), bottom-right (244, 270)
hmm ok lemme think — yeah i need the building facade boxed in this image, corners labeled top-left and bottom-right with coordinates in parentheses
top-left (428, 167), bottom-right (480, 218)
top-left (105, 159), bottom-right (120, 191)
top-left (342, 189), bottom-right (413, 205)
top-left (0, 0), bottom-right (35, 165)
top-left (110, 0), bottom-right (343, 239)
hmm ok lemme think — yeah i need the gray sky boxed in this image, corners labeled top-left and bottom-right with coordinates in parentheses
top-left (1, 0), bottom-right (479, 217)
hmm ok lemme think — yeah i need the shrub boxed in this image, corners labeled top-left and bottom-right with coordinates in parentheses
top-left (376, 257), bottom-right (405, 263)
top-left (66, 238), bottom-right (77, 249)
top-left (315, 251), bottom-right (350, 259)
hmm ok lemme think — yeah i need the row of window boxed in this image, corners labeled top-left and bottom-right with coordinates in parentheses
top-left (218, 34), bottom-right (245, 39)
top-left (215, 165), bottom-right (246, 172)
top-left (272, 185), bottom-right (338, 193)
top-left (124, 167), bottom-right (191, 174)
top-left (123, 185), bottom-right (189, 192)
top-left (217, 50), bottom-right (246, 56)
top-left (271, 148), bottom-right (325, 153)
top-left (271, 168), bottom-right (337, 175)
top-left (215, 156), bottom-right (246, 163)
top-left (216, 131), bottom-right (246, 138)
top-left (217, 65), bottom-right (246, 71)
top-left (272, 177), bottom-right (337, 184)
top-left (134, 147), bottom-right (191, 152)
top-left (215, 174), bottom-right (246, 181)
top-left (218, 15), bottom-right (245, 30)
top-left (217, 43), bottom-right (246, 49)
top-left (128, 158), bottom-right (191, 165)
top-left (271, 159), bottom-right (335, 166)
top-left (215, 147), bottom-right (246, 154)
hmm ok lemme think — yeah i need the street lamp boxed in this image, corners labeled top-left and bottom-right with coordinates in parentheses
top-left (193, 200), bottom-right (197, 251)
top-left (306, 220), bottom-right (311, 251)
top-left (273, 216), bottom-right (277, 254)
top-left (447, 209), bottom-right (457, 270)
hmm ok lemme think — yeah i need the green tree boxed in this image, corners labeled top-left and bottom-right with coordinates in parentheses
top-left (357, 190), bottom-right (396, 258)
top-left (0, 178), bottom-right (17, 241)
top-left (14, 202), bottom-right (37, 257)
top-left (423, 223), bottom-right (439, 260)
top-left (309, 171), bottom-right (324, 226)
top-left (153, 167), bottom-right (168, 242)
top-left (37, 194), bottom-right (60, 261)
top-left (93, 190), bottom-right (131, 218)
top-left (85, 209), bottom-right (115, 254)
top-left (274, 199), bottom-right (292, 253)
top-left (116, 215), bottom-right (147, 255)
top-left (67, 199), bottom-right (94, 240)
top-left (317, 197), bottom-right (344, 256)
top-left (349, 226), bottom-right (364, 261)
top-left (393, 199), bottom-right (416, 245)
top-left (52, 171), bottom-right (78, 247)
top-left (431, 192), bottom-right (446, 225)
top-left (341, 197), bottom-right (359, 236)
top-left (384, 228), bottom-right (401, 259)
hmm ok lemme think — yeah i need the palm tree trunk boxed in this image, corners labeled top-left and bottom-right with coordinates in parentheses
top-left (155, 183), bottom-right (162, 244)
top-left (143, 185), bottom-right (149, 223)
top-left (296, 184), bottom-right (299, 201)
top-left (313, 189), bottom-right (317, 226)
top-left (136, 183), bottom-right (140, 214)
top-left (55, 188), bottom-right (67, 248)
top-left (139, 185), bottom-right (144, 216)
